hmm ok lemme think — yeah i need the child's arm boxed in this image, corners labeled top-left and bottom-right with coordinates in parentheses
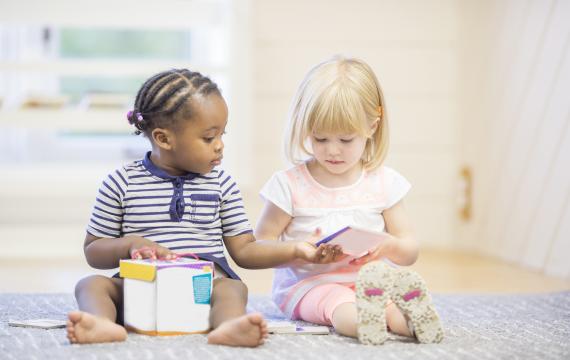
top-left (224, 201), bottom-right (344, 269)
top-left (350, 200), bottom-right (419, 266)
top-left (83, 233), bottom-right (176, 269)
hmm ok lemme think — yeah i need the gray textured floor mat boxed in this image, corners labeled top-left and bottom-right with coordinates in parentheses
top-left (1, 292), bottom-right (569, 359)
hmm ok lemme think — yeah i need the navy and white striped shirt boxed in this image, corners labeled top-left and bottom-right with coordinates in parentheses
top-left (87, 152), bottom-right (252, 279)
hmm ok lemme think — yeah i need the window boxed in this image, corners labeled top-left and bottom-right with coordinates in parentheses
top-left (0, 0), bottom-right (233, 166)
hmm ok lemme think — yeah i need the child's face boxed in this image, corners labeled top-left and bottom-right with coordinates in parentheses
top-left (310, 131), bottom-right (368, 176)
top-left (170, 95), bottom-right (228, 174)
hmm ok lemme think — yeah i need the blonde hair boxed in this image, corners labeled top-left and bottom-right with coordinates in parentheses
top-left (285, 55), bottom-right (389, 170)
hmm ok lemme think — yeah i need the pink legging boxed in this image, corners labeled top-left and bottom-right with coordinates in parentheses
top-left (294, 283), bottom-right (356, 325)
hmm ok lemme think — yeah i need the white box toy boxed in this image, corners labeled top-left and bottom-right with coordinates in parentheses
top-left (120, 257), bottom-right (214, 336)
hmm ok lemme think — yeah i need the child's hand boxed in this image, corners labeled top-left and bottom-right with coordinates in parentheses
top-left (349, 233), bottom-right (397, 266)
top-left (129, 237), bottom-right (177, 261)
top-left (294, 229), bottom-right (347, 264)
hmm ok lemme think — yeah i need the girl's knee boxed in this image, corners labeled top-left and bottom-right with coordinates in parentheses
top-left (75, 275), bottom-right (117, 297)
top-left (213, 278), bottom-right (248, 299)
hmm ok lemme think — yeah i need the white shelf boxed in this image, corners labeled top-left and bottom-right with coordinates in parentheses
top-left (0, 60), bottom-right (224, 77)
top-left (0, 109), bottom-right (132, 132)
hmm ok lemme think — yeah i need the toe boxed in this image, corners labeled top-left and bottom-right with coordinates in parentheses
top-left (247, 312), bottom-right (264, 325)
top-left (68, 311), bottom-right (83, 324)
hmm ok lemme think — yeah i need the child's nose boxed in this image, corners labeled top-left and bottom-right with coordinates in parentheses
top-left (215, 139), bottom-right (224, 153)
top-left (327, 143), bottom-right (341, 155)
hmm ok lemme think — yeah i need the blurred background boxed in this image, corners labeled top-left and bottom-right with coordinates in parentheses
top-left (1, 0), bottom-right (569, 294)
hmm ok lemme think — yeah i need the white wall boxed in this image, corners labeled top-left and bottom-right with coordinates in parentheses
top-left (250, 0), bottom-right (461, 249)
top-left (458, 0), bottom-right (570, 279)
top-left (0, 0), bottom-right (466, 257)
top-left (5, 0), bottom-right (568, 280)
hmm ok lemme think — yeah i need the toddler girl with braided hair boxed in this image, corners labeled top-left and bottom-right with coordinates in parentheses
top-left (67, 68), bottom-right (343, 346)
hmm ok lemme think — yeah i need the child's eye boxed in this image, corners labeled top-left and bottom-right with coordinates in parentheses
top-left (314, 137), bottom-right (327, 143)
top-left (340, 138), bottom-right (354, 143)
top-left (204, 137), bottom-right (215, 143)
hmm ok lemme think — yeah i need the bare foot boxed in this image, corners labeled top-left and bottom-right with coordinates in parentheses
top-left (66, 311), bottom-right (127, 344)
top-left (207, 313), bottom-right (268, 347)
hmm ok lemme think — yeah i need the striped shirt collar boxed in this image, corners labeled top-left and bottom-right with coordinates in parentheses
top-left (142, 151), bottom-right (199, 181)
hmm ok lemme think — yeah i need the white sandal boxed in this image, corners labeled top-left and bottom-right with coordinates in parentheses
top-left (356, 261), bottom-right (395, 345)
top-left (391, 268), bottom-right (444, 343)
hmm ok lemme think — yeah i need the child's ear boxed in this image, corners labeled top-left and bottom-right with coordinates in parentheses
top-left (151, 128), bottom-right (173, 150)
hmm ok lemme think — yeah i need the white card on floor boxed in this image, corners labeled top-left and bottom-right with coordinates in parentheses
top-left (8, 319), bottom-right (67, 329)
top-left (267, 320), bottom-right (297, 333)
top-left (293, 326), bottom-right (330, 335)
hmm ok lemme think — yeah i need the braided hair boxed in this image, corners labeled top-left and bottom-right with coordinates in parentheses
top-left (127, 69), bottom-right (220, 135)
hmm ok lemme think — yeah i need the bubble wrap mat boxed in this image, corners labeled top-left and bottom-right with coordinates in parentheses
top-left (1, 292), bottom-right (569, 359)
